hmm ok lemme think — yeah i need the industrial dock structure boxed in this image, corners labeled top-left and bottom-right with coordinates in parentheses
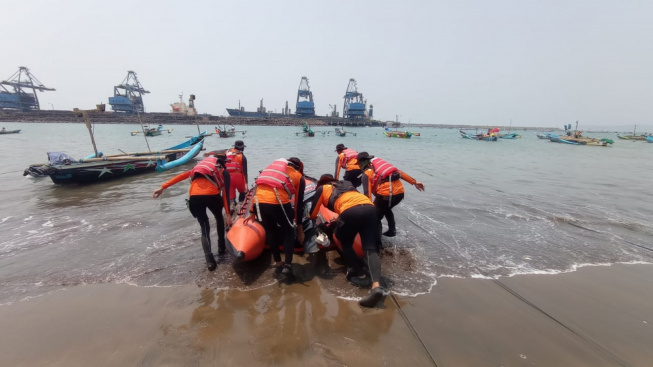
top-left (1, 67), bottom-right (380, 126)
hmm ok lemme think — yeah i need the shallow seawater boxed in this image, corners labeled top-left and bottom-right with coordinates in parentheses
top-left (1, 122), bottom-right (652, 304)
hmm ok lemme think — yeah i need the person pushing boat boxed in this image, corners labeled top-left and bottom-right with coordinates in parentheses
top-left (334, 143), bottom-right (363, 188)
top-left (153, 152), bottom-right (231, 271)
top-left (243, 157), bottom-right (306, 283)
top-left (357, 152), bottom-right (425, 237)
top-left (309, 174), bottom-right (387, 308)
top-left (206, 140), bottom-right (249, 211)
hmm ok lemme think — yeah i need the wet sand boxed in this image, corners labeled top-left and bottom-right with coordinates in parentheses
top-left (1, 263), bottom-right (652, 366)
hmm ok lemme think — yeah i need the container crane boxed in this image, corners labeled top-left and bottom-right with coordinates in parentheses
top-left (343, 78), bottom-right (366, 119)
top-left (295, 76), bottom-right (315, 117)
top-left (0, 66), bottom-right (55, 111)
top-left (108, 71), bottom-right (150, 113)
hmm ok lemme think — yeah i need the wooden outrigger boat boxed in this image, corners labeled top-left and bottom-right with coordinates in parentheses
top-left (131, 124), bottom-right (172, 136)
top-left (498, 132), bottom-right (521, 139)
top-left (215, 124), bottom-right (246, 138)
top-left (617, 125), bottom-right (648, 140)
top-left (296, 122), bottom-right (326, 137)
top-left (384, 128), bottom-right (412, 138)
top-left (548, 134), bottom-right (613, 146)
top-left (24, 109), bottom-right (207, 184)
top-left (0, 129), bottom-right (21, 134)
top-left (549, 122), bottom-right (613, 146)
top-left (459, 130), bottom-right (498, 141)
top-left (331, 126), bottom-right (357, 137)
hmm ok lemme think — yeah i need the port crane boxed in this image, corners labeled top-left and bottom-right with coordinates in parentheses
top-left (343, 78), bottom-right (366, 119)
top-left (108, 71), bottom-right (150, 113)
top-left (0, 67), bottom-right (55, 111)
top-left (295, 76), bottom-right (315, 117)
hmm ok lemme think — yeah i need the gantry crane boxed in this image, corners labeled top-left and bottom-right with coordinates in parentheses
top-left (108, 71), bottom-right (150, 113)
top-left (343, 78), bottom-right (366, 119)
top-left (0, 67), bottom-right (55, 111)
top-left (295, 76), bottom-right (315, 117)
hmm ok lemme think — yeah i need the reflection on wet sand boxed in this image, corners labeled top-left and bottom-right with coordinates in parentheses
top-left (180, 278), bottom-right (400, 365)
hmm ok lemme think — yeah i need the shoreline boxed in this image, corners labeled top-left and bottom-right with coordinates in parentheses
top-left (1, 263), bottom-right (651, 366)
top-left (0, 110), bottom-right (557, 131)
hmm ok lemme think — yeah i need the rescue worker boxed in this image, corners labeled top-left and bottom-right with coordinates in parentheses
top-left (309, 174), bottom-right (387, 308)
top-left (334, 143), bottom-right (362, 188)
top-left (153, 152), bottom-right (231, 271)
top-left (357, 152), bottom-right (425, 237)
top-left (243, 157), bottom-right (306, 283)
top-left (204, 140), bottom-right (248, 208)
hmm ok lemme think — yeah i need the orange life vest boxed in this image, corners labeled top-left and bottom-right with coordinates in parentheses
top-left (370, 157), bottom-right (399, 189)
top-left (339, 148), bottom-right (358, 169)
top-left (255, 159), bottom-right (296, 197)
top-left (327, 180), bottom-right (357, 211)
top-left (225, 149), bottom-right (243, 174)
top-left (189, 156), bottom-right (224, 189)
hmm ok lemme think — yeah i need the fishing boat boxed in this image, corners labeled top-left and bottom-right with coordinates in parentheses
top-left (331, 126), bottom-right (357, 137)
top-left (548, 133), bottom-right (613, 146)
top-left (131, 124), bottom-right (173, 136)
top-left (23, 110), bottom-right (207, 184)
top-left (647, 136), bottom-right (653, 143)
top-left (215, 124), bottom-right (246, 138)
top-left (617, 125), bottom-right (648, 140)
top-left (296, 122), bottom-right (326, 137)
top-left (536, 132), bottom-right (554, 139)
top-left (498, 132), bottom-right (521, 139)
top-left (459, 130), bottom-right (498, 141)
top-left (384, 127), bottom-right (412, 138)
top-left (0, 128), bottom-right (21, 134)
top-left (549, 122), bottom-right (613, 146)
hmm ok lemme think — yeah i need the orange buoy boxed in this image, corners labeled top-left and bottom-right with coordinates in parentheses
top-left (226, 217), bottom-right (265, 261)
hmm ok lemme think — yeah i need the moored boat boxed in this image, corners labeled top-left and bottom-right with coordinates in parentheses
top-left (459, 130), bottom-right (498, 141)
top-left (23, 109), bottom-right (206, 184)
top-left (616, 134), bottom-right (648, 141)
top-left (498, 132), bottom-right (521, 139)
top-left (24, 133), bottom-right (206, 184)
top-left (0, 128), bottom-right (21, 134)
top-left (215, 124), bottom-right (246, 138)
top-left (549, 133), bottom-right (613, 146)
top-left (384, 127), bottom-right (412, 138)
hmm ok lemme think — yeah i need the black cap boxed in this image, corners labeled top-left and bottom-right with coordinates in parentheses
top-left (335, 143), bottom-right (346, 152)
top-left (287, 157), bottom-right (303, 174)
top-left (214, 152), bottom-right (228, 162)
top-left (317, 174), bottom-right (338, 187)
top-left (357, 152), bottom-right (374, 169)
top-left (356, 152), bottom-right (374, 161)
top-left (234, 140), bottom-right (246, 149)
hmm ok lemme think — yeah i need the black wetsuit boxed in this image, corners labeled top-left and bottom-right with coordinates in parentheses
top-left (256, 177), bottom-right (306, 265)
top-left (188, 171), bottom-right (230, 256)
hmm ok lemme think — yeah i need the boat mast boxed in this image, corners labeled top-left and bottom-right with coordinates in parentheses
top-left (79, 110), bottom-right (99, 157)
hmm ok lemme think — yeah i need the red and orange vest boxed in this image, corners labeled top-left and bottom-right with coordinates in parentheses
top-left (339, 148), bottom-right (358, 169)
top-left (190, 157), bottom-right (224, 189)
top-left (255, 159), bottom-right (296, 197)
top-left (369, 157), bottom-right (399, 189)
top-left (225, 148), bottom-right (244, 175)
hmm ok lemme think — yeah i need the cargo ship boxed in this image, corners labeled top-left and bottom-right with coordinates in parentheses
top-left (226, 99), bottom-right (291, 118)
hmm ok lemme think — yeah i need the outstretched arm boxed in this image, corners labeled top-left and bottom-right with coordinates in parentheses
top-left (400, 171), bottom-right (425, 191)
top-left (152, 170), bottom-right (191, 198)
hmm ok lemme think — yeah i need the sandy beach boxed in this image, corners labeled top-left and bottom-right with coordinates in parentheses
top-left (1, 263), bottom-right (651, 366)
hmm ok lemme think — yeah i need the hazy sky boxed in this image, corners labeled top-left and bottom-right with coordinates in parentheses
top-left (3, 0), bottom-right (652, 127)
